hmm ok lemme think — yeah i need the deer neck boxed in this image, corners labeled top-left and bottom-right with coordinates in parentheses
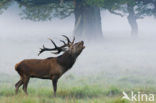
top-left (57, 52), bottom-right (76, 71)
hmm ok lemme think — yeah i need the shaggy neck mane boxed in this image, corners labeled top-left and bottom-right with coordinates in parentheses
top-left (57, 52), bottom-right (76, 71)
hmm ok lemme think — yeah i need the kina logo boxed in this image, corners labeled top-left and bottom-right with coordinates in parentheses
top-left (122, 91), bottom-right (155, 102)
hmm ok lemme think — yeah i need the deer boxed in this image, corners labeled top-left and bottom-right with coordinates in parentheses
top-left (14, 35), bottom-right (85, 96)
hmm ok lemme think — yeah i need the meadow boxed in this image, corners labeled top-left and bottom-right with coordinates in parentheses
top-left (0, 67), bottom-right (156, 103)
top-left (0, 34), bottom-right (156, 103)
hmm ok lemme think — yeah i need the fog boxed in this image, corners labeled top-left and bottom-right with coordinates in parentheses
top-left (1, 4), bottom-right (156, 40)
top-left (0, 5), bottom-right (156, 84)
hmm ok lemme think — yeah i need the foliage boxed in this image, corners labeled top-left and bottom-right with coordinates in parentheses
top-left (0, 0), bottom-right (12, 14)
top-left (86, 0), bottom-right (155, 19)
top-left (0, 0), bottom-right (155, 21)
top-left (16, 0), bottom-right (74, 21)
top-left (137, 0), bottom-right (156, 17)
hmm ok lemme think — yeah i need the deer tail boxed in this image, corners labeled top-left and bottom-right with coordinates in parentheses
top-left (15, 62), bottom-right (24, 76)
top-left (15, 63), bottom-right (20, 71)
top-left (15, 63), bottom-right (19, 71)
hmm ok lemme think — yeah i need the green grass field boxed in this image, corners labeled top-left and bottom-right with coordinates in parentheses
top-left (0, 72), bottom-right (155, 103)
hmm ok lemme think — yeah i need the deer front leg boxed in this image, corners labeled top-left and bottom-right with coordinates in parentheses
top-left (52, 79), bottom-right (58, 97)
top-left (52, 78), bottom-right (58, 97)
top-left (22, 76), bottom-right (30, 95)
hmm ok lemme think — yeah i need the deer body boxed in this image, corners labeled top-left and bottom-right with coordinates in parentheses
top-left (15, 36), bottom-right (85, 96)
top-left (16, 52), bottom-right (76, 80)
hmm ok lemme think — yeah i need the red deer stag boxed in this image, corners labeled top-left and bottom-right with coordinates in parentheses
top-left (15, 35), bottom-right (85, 96)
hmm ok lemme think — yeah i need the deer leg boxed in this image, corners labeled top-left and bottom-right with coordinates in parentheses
top-left (52, 79), bottom-right (58, 97)
top-left (15, 80), bottom-right (21, 88)
top-left (22, 77), bottom-right (30, 95)
top-left (15, 80), bottom-right (23, 94)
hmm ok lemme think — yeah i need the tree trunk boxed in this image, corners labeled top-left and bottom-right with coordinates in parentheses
top-left (74, 1), bottom-right (103, 41)
top-left (153, 2), bottom-right (156, 17)
top-left (127, 4), bottom-right (138, 36)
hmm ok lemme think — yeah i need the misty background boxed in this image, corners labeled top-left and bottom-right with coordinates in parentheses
top-left (0, 2), bottom-right (156, 87)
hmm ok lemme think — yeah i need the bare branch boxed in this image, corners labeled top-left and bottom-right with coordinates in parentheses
top-left (109, 10), bottom-right (124, 17)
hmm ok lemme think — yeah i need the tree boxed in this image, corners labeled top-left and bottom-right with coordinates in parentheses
top-left (0, 0), bottom-right (104, 41)
top-left (0, 0), bottom-right (12, 14)
top-left (74, 0), bottom-right (103, 40)
top-left (95, 0), bottom-right (153, 36)
top-left (1, 0), bottom-right (154, 39)
top-left (116, 0), bottom-right (153, 36)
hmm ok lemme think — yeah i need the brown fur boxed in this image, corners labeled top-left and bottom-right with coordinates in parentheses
top-left (15, 41), bottom-right (85, 96)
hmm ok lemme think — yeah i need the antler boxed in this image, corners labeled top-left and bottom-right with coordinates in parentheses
top-left (38, 39), bottom-right (64, 56)
top-left (62, 35), bottom-right (75, 46)
top-left (38, 35), bottom-right (75, 56)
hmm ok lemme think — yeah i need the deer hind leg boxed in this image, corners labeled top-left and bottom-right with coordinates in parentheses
top-left (22, 76), bottom-right (30, 95)
top-left (15, 79), bottom-right (23, 94)
top-left (15, 76), bottom-right (24, 94)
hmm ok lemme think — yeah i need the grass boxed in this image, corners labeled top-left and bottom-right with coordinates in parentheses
top-left (0, 86), bottom-right (126, 103)
top-left (0, 73), bottom-right (156, 103)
